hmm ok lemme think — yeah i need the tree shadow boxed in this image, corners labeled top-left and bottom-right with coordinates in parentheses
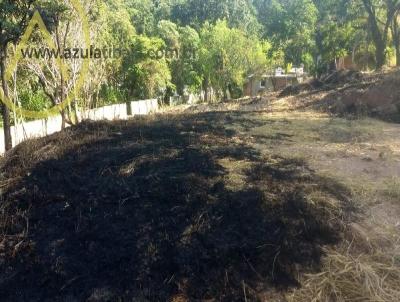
top-left (0, 112), bottom-right (352, 301)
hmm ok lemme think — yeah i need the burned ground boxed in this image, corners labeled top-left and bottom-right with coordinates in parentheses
top-left (0, 111), bottom-right (352, 301)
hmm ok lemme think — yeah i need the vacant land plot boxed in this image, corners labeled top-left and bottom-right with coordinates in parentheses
top-left (1, 96), bottom-right (399, 301)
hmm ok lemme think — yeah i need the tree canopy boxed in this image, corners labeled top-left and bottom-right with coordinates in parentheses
top-left (2, 0), bottom-right (400, 150)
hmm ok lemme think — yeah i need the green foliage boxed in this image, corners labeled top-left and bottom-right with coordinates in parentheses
top-left (18, 89), bottom-right (51, 112)
top-left (99, 86), bottom-right (127, 105)
top-left (157, 20), bottom-right (180, 48)
top-left (172, 0), bottom-right (261, 36)
top-left (124, 0), bottom-right (156, 35)
top-left (4, 0), bottom-right (400, 114)
top-left (199, 20), bottom-right (267, 98)
top-left (320, 23), bottom-right (355, 61)
top-left (121, 36), bottom-right (172, 99)
top-left (171, 24), bottom-right (202, 94)
top-left (254, 0), bottom-right (318, 67)
top-left (101, 1), bottom-right (136, 46)
top-left (0, 0), bottom-right (35, 48)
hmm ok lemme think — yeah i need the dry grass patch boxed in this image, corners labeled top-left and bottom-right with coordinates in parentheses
top-left (218, 158), bottom-right (252, 191)
top-left (382, 177), bottom-right (400, 201)
top-left (317, 118), bottom-right (384, 144)
top-left (287, 246), bottom-right (400, 302)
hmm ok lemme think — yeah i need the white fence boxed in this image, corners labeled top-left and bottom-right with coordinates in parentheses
top-left (0, 99), bottom-right (159, 154)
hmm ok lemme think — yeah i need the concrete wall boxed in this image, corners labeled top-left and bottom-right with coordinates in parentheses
top-left (129, 99), bottom-right (158, 116)
top-left (80, 99), bottom-right (158, 121)
top-left (81, 103), bottom-right (129, 121)
top-left (0, 99), bottom-right (159, 154)
top-left (11, 115), bottom-right (64, 146)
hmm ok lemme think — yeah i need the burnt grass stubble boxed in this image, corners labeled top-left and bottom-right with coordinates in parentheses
top-left (0, 111), bottom-right (352, 301)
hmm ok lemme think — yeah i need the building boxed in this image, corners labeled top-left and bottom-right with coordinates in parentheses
top-left (244, 67), bottom-right (306, 97)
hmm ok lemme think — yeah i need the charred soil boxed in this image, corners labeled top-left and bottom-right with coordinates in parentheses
top-left (0, 112), bottom-right (354, 301)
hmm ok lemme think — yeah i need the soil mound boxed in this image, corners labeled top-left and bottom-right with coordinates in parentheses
top-left (0, 114), bottom-right (351, 301)
top-left (279, 68), bottom-right (400, 120)
top-left (279, 80), bottom-right (323, 97)
top-left (322, 70), bottom-right (400, 119)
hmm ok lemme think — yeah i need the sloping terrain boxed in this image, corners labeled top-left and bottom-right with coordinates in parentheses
top-left (1, 88), bottom-right (400, 301)
top-left (280, 68), bottom-right (400, 121)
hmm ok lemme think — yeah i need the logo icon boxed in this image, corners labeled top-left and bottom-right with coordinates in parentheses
top-left (0, 0), bottom-right (90, 119)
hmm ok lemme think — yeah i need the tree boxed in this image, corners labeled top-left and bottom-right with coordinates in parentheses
top-left (125, 0), bottom-right (156, 35)
top-left (199, 20), bottom-right (267, 101)
top-left (361, 0), bottom-right (400, 69)
top-left (121, 36), bottom-right (172, 100)
top-left (254, 0), bottom-right (318, 68)
top-left (0, 0), bottom-right (35, 151)
top-left (83, 0), bottom-right (136, 108)
top-left (172, 25), bottom-right (202, 94)
top-left (20, 0), bottom-right (85, 128)
top-left (312, 0), bottom-right (358, 74)
top-left (157, 20), bottom-right (180, 49)
top-left (172, 0), bottom-right (261, 36)
top-left (156, 20), bottom-right (202, 95)
top-left (392, 11), bottom-right (400, 65)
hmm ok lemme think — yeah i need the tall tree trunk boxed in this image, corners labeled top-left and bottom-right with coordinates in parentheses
top-left (223, 84), bottom-right (228, 101)
top-left (375, 40), bottom-right (387, 69)
top-left (362, 0), bottom-right (394, 70)
top-left (61, 110), bottom-right (66, 129)
top-left (394, 40), bottom-right (400, 67)
top-left (203, 77), bottom-right (209, 103)
top-left (315, 26), bottom-right (324, 78)
top-left (368, 14), bottom-right (387, 69)
top-left (0, 54), bottom-right (13, 151)
top-left (393, 14), bottom-right (400, 66)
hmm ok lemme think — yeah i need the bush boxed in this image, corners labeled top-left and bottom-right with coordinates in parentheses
top-left (18, 90), bottom-right (51, 112)
top-left (99, 86), bottom-right (128, 106)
